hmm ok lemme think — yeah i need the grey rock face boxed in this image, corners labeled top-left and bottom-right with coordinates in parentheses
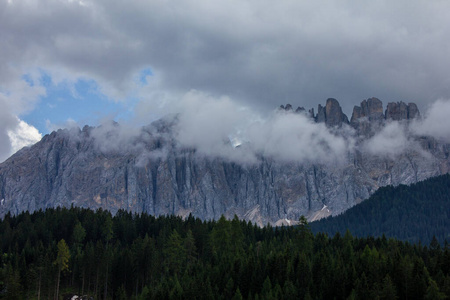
top-left (316, 104), bottom-right (326, 123)
top-left (407, 103), bottom-right (420, 119)
top-left (325, 98), bottom-right (350, 127)
top-left (295, 106), bottom-right (306, 113)
top-left (284, 104), bottom-right (293, 111)
top-left (351, 106), bottom-right (363, 121)
top-left (384, 101), bottom-right (420, 121)
top-left (315, 98), bottom-right (349, 127)
top-left (351, 97), bottom-right (384, 122)
top-left (0, 98), bottom-right (448, 226)
top-left (350, 98), bottom-right (385, 137)
top-left (385, 101), bottom-right (410, 121)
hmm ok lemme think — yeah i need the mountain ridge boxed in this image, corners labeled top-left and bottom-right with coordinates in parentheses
top-left (1, 97), bottom-right (449, 225)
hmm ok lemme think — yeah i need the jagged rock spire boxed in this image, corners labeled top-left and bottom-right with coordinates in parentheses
top-left (351, 97), bottom-right (384, 123)
top-left (315, 98), bottom-right (350, 127)
top-left (385, 101), bottom-right (420, 120)
top-left (281, 97), bottom-right (421, 136)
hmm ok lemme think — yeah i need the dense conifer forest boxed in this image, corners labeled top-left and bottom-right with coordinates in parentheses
top-left (0, 206), bottom-right (449, 299)
top-left (311, 174), bottom-right (450, 245)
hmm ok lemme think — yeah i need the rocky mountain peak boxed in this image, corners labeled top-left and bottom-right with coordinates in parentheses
top-left (385, 101), bottom-right (420, 121)
top-left (295, 106), bottom-right (306, 113)
top-left (284, 97), bottom-right (421, 130)
top-left (325, 98), bottom-right (350, 127)
top-left (0, 97), bottom-right (444, 227)
top-left (279, 104), bottom-right (314, 119)
top-left (347, 98), bottom-right (422, 136)
top-left (315, 98), bottom-right (349, 127)
top-left (385, 101), bottom-right (408, 121)
top-left (351, 97), bottom-right (384, 123)
top-left (350, 97), bottom-right (385, 137)
top-left (407, 103), bottom-right (420, 119)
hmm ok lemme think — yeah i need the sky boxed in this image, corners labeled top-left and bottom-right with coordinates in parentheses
top-left (1, 0), bottom-right (450, 162)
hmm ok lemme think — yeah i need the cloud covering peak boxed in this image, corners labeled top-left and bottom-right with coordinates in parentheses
top-left (411, 99), bottom-right (450, 143)
top-left (2, 0), bottom-right (450, 161)
top-left (162, 91), bottom-right (354, 164)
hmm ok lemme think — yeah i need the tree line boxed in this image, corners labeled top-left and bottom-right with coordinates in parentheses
top-left (0, 207), bottom-right (449, 299)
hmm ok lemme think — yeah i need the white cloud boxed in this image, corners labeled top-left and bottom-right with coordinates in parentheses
top-left (45, 118), bottom-right (80, 133)
top-left (90, 120), bottom-right (142, 154)
top-left (245, 111), bottom-right (350, 164)
top-left (361, 119), bottom-right (434, 159)
top-left (2, 0), bottom-right (450, 164)
top-left (0, 106), bottom-right (17, 163)
top-left (7, 118), bottom-right (42, 155)
top-left (363, 121), bottom-right (411, 157)
top-left (411, 99), bottom-right (450, 142)
top-left (0, 75), bottom-right (46, 162)
top-left (174, 91), bottom-right (257, 163)
top-left (172, 91), bottom-right (352, 164)
top-left (2, 0), bottom-right (450, 118)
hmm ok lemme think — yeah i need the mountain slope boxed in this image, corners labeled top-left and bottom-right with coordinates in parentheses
top-left (310, 174), bottom-right (450, 244)
top-left (0, 98), bottom-right (449, 225)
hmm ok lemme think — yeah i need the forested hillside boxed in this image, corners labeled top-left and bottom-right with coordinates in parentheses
top-left (1, 207), bottom-right (449, 299)
top-left (311, 174), bottom-right (450, 245)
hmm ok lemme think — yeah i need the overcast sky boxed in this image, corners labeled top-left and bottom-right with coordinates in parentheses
top-left (1, 0), bottom-right (450, 162)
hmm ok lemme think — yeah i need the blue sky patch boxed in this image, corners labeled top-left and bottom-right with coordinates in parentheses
top-left (139, 68), bottom-right (153, 85)
top-left (21, 72), bottom-right (134, 135)
top-left (22, 73), bottom-right (35, 87)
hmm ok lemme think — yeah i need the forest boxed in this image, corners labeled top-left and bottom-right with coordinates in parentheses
top-left (311, 174), bottom-right (450, 245)
top-left (0, 205), bottom-right (449, 299)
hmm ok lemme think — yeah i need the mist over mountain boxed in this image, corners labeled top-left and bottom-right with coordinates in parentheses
top-left (0, 97), bottom-right (449, 225)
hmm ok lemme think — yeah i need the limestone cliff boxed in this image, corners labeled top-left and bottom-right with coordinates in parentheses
top-left (0, 98), bottom-right (448, 225)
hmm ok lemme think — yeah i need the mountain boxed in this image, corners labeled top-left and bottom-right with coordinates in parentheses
top-left (1, 98), bottom-right (449, 225)
top-left (310, 174), bottom-right (450, 244)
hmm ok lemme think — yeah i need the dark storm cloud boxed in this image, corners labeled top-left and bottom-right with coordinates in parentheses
top-left (2, 0), bottom-right (450, 161)
top-left (2, 0), bottom-right (450, 111)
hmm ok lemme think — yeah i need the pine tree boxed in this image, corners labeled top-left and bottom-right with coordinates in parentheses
top-left (54, 239), bottom-right (70, 300)
top-left (425, 279), bottom-right (446, 300)
top-left (184, 229), bottom-right (198, 266)
top-left (164, 229), bottom-right (185, 275)
top-left (232, 287), bottom-right (243, 300)
top-left (4, 262), bottom-right (23, 300)
top-left (101, 213), bottom-right (113, 300)
top-left (379, 275), bottom-right (398, 300)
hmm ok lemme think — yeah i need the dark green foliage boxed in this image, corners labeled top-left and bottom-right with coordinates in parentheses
top-left (311, 174), bottom-right (450, 245)
top-left (0, 206), bottom-right (449, 299)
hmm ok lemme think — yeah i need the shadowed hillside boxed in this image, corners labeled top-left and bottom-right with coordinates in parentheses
top-left (311, 174), bottom-right (450, 244)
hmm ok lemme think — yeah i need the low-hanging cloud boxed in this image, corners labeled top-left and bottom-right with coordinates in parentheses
top-left (362, 121), bottom-right (412, 157)
top-left (3, 0), bottom-right (450, 163)
top-left (24, 91), bottom-right (450, 166)
top-left (361, 100), bottom-right (450, 158)
top-left (245, 112), bottom-right (350, 164)
top-left (173, 91), bottom-right (353, 164)
top-left (174, 91), bottom-right (258, 163)
top-left (90, 120), bottom-right (143, 154)
top-left (411, 99), bottom-right (450, 142)
top-left (86, 116), bottom-right (172, 168)
top-left (56, 91), bottom-right (354, 165)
